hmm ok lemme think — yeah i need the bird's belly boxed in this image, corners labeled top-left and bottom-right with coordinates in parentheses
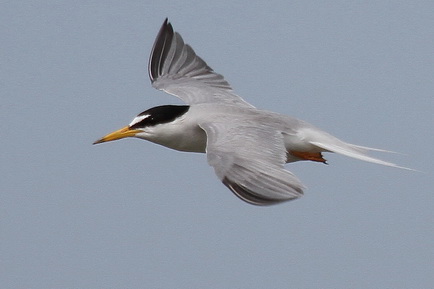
top-left (149, 126), bottom-right (207, 153)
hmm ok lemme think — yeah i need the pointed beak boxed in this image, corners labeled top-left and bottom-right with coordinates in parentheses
top-left (93, 126), bottom-right (141, 145)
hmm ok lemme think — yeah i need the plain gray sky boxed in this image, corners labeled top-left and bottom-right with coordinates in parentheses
top-left (1, 1), bottom-right (433, 288)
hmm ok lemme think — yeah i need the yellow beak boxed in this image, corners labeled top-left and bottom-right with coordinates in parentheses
top-left (93, 126), bottom-right (141, 144)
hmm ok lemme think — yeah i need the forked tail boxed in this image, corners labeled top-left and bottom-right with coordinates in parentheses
top-left (308, 135), bottom-right (415, 171)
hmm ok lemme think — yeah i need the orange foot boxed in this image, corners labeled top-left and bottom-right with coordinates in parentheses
top-left (290, 151), bottom-right (327, 164)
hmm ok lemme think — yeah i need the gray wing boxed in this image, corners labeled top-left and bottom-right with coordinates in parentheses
top-left (200, 122), bottom-right (304, 206)
top-left (149, 19), bottom-right (254, 107)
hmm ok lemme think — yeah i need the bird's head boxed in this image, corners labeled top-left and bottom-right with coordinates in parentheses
top-left (93, 105), bottom-right (190, 145)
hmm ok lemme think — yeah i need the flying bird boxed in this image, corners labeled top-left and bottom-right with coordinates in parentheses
top-left (94, 19), bottom-right (410, 205)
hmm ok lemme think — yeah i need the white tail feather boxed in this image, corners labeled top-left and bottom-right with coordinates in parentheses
top-left (310, 141), bottom-right (415, 171)
top-left (349, 144), bottom-right (402, 154)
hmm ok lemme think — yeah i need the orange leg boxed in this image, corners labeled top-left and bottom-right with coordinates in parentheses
top-left (290, 151), bottom-right (327, 164)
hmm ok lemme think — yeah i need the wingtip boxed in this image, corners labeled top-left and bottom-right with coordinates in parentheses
top-left (222, 177), bottom-right (303, 206)
top-left (162, 17), bottom-right (170, 28)
top-left (149, 18), bottom-right (175, 82)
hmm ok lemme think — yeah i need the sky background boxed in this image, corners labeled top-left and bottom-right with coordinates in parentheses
top-left (1, 1), bottom-right (433, 288)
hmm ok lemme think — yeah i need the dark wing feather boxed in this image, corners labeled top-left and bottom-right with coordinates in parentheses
top-left (148, 19), bottom-right (254, 107)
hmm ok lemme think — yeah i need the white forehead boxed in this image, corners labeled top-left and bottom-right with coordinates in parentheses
top-left (129, 114), bottom-right (150, 127)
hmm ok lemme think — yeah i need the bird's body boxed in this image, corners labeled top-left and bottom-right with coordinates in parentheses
top-left (152, 104), bottom-right (317, 156)
top-left (94, 19), bottom-right (410, 205)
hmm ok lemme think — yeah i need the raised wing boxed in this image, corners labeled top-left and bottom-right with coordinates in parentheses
top-left (149, 19), bottom-right (253, 107)
top-left (200, 122), bottom-right (304, 205)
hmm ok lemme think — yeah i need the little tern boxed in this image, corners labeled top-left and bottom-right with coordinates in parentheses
top-left (94, 19), bottom-right (410, 206)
